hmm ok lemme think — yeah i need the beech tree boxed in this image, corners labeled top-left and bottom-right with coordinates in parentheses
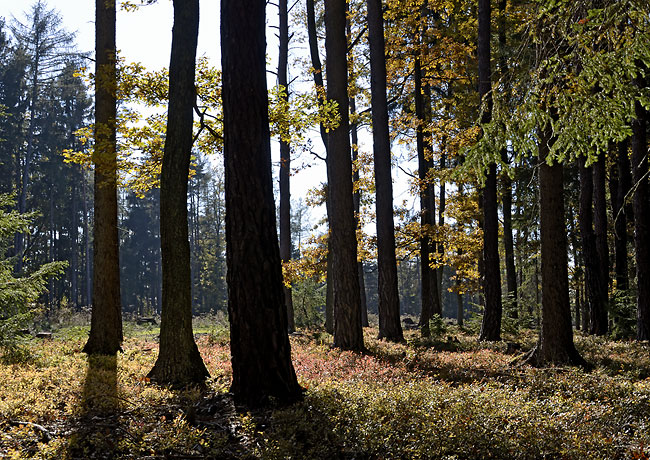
top-left (147, 0), bottom-right (208, 385)
top-left (221, 0), bottom-right (303, 405)
top-left (83, 0), bottom-right (122, 355)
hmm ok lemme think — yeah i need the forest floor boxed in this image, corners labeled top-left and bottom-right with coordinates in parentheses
top-left (1, 320), bottom-right (650, 459)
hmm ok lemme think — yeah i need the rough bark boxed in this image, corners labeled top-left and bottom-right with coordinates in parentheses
top-left (578, 156), bottom-right (608, 336)
top-left (478, 0), bottom-right (502, 341)
top-left (631, 95), bottom-right (650, 341)
top-left (278, 0), bottom-right (295, 332)
top-left (524, 129), bottom-right (585, 366)
top-left (324, 0), bottom-right (364, 351)
top-left (221, 0), bottom-right (303, 404)
top-left (83, 0), bottom-right (122, 355)
top-left (367, 0), bottom-right (403, 342)
top-left (147, 0), bottom-right (208, 386)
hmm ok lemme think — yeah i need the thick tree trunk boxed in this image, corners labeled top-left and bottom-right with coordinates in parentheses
top-left (278, 0), bottom-right (295, 332)
top-left (631, 95), bottom-right (650, 340)
top-left (478, 0), bottom-right (502, 341)
top-left (83, 0), bottom-right (122, 355)
top-left (325, 0), bottom-right (364, 351)
top-left (148, 0), bottom-right (208, 386)
top-left (221, 0), bottom-right (303, 404)
top-left (415, 54), bottom-right (440, 337)
top-left (578, 156), bottom-right (608, 336)
top-left (367, 0), bottom-right (402, 342)
top-left (526, 129), bottom-right (585, 366)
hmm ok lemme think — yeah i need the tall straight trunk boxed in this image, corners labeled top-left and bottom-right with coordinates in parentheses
top-left (631, 90), bottom-right (650, 340)
top-left (593, 150), bottom-right (609, 300)
top-left (148, 0), bottom-right (208, 385)
top-left (350, 96), bottom-right (369, 327)
top-left (83, 0), bottom-right (122, 355)
top-left (437, 150), bottom-right (446, 306)
top-left (278, 0), bottom-right (295, 332)
top-left (568, 207), bottom-right (582, 330)
top-left (578, 156), bottom-right (608, 336)
top-left (367, 0), bottom-right (402, 342)
top-left (71, 178), bottom-right (79, 309)
top-left (415, 54), bottom-right (440, 337)
top-left (325, 0), bottom-right (364, 351)
top-left (306, 0), bottom-right (334, 331)
top-left (221, 0), bottom-right (303, 405)
top-left (478, 0), bottom-right (502, 341)
top-left (526, 127), bottom-right (584, 366)
top-left (82, 172), bottom-right (92, 308)
top-left (498, 0), bottom-right (517, 318)
top-left (611, 140), bottom-right (631, 291)
top-left (15, 30), bottom-right (41, 274)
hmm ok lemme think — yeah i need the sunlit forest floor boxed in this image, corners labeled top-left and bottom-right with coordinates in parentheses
top-left (1, 318), bottom-right (650, 459)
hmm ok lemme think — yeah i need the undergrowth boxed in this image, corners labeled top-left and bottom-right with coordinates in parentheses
top-left (0, 326), bottom-right (649, 459)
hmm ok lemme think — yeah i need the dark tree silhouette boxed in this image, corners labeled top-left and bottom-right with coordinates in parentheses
top-left (221, 0), bottom-right (303, 405)
top-left (147, 0), bottom-right (209, 385)
top-left (367, 0), bottom-right (403, 342)
top-left (325, 0), bottom-right (364, 351)
top-left (278, 0), bottom-right (295, 332)
top-left (524, 127), bottom-right (585, 366)
top-left (83, 0), bottom-right (122, 355)
top-left (478, 0), bottom-right (502, 341)
top-left (631, 87), bottom-right (650, 341)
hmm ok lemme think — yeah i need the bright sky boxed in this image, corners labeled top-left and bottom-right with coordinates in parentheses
top-left (0, 1), bottom-right (419, 234)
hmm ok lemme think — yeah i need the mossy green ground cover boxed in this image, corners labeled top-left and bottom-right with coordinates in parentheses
top-left (1, 325), bottom-right (649, 459)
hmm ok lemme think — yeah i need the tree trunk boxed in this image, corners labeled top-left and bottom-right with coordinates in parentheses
top-left (222, 0), bottom-right (303, 405)
top-left (593, 150), bottom-right (610, 305)
top-left (437, 150), bottom-right (446, 307)
top-left (325, 0), bottom-right (364, 351)
top-left (367, 0), bottom-right (402, 342)
top-left (278, 0), bottom-right (295, 332)
top-left (350, 96), bottom-right (369, 328)
top-left (526, 128), bottom-right (585, 366)
top-left (498, 0), bottom-right (517, 318)
top-left (415, 53), bottom-right (440, 337)
top-left (82, 172), bottom-right (92, 308)
top-left (306, 0), bottom-right (335, 332)
top-left (147, 0), bottom-right (208, 385)
top-left (578, 156), bottom-right (608, 336)
top-left (71, 178), bottom-right (79, 309)
top-left (631, 93), bottom-right (650, 340)
top-left (611, 140), bottom-right (631, 291)
top-left (83, 0), bottom-right (122, 355)
top-left (478, 0), bottom-right (502, 341)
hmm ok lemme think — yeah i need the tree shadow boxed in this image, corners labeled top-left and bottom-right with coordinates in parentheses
top-left (66, 354), bottom-right (124, 458)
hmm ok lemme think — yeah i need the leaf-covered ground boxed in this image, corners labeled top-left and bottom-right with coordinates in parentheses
top-left (1, 323), bottom-right (650, 459)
